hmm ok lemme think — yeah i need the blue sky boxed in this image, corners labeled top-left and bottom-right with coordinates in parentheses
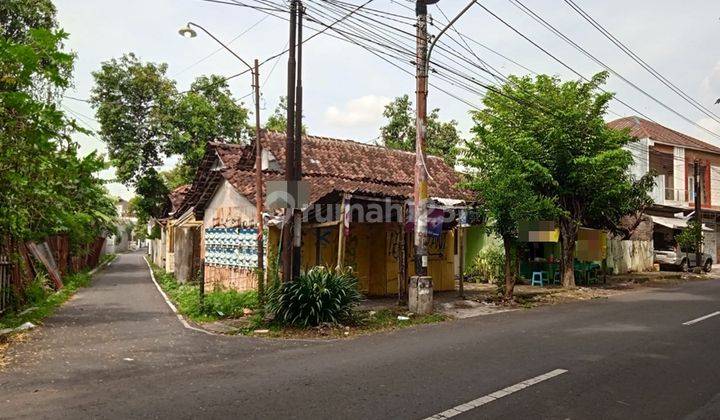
top-left (56, 0), bottom-right (720, 199)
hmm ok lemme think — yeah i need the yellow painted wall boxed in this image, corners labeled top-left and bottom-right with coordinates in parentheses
top-left (268, 222), bottom-right (456, 296)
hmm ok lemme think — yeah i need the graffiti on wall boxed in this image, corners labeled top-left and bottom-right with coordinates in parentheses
top-left (387, 229), bottom-right (402, 260)
top-left (427, 233), bottom-right (446, 257)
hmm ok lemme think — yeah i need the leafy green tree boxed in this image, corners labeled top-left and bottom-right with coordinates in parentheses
top-left (464, 126), bottom-right (556, 299)
top-left (380, 95), bottom-right (462, 166)
top-left (167, 75), bottom-right (250, 184)
top-left (134, 169), bottom-right (169, 220)
top-left (90, 53), bottom-right (177, 185)
top-left (676, 220), bottom-right (702, 255)
top-left (0, 0), bottom-right (116, 247)
top-left (0, 0), bottom-right (57, 42)
top-left (160, 166), bottom-right (190, 190)
top-left (265, 96), bottom-right (307, 134)
top-left (471, 72), bottom-right (651, 287)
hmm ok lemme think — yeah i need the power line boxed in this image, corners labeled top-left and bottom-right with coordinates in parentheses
top-left (506, 0), bottom-right (720, 142)
top-left (563, 0), bottom-right (720, 125)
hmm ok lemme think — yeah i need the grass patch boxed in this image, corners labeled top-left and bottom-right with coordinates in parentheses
top-left (1, 270), bottom-right (94, 332)
top-left (146, 257), bottom-right (258, 323)
top-left (0, 254), bottom-right (116, 335)
top-left (249, 307), bottom-right (449, 339)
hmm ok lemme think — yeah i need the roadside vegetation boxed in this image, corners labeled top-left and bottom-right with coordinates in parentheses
top-left (463, 71), bottom-right (655, 299)
top-left (147, 258), bottom-right (258, 323)
top-left (148, 259), bottom-right (449, 338)
top-left (0, 254), bottom-right (116, 334)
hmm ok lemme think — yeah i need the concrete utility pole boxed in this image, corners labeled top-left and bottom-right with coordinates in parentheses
top-left (409, 0), bottom-right (433, 315)
top-left (282, 0), bottom-right (298, 283)
top-left (695, 159), bottom-right (702, 267)
top-left (408, 0), bottom-right (475, 313)
top-left (253, 59), bottom-right (264, 301)
top-left (177, 22), bottom-right (267, 295)
top-left (291, 1), bottom-right (304, 281)
top-left (413, 0), bottom-right (430, 276)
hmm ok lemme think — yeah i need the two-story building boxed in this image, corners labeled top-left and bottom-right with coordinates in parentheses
top-left (610, 116), bottom-right (720, 261)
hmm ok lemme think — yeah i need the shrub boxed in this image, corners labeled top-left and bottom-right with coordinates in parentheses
top-left (266, 266), bottom-right (363, 327)
top-left (203, 290), bottom-right (258, 318)
top-left (148, 259), bottom-right (258, 321)
top-left (471, 244), bottom-right (505, 285)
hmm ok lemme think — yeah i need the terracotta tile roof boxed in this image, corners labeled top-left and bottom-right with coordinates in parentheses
top-left (179, 133), bottom-right (472, 218)
top-left (608, 116), bottom-right (720, 154)
top-left (255, 131), bottom-right (470, 202)
top-left (168, 184), bottom-right (191, 214)
top-left (173, 142), bottom-right (254, 218)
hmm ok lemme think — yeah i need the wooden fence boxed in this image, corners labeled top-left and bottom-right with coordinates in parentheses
top-left (0, 255), bottom-right (11, 314)
top-left (0, 236), bottom-right (106, 313)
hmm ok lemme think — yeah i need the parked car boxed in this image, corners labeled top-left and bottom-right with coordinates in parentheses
top-left (653, 249), bottom-right (713, 272)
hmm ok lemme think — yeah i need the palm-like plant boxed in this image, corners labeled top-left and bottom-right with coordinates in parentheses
top-left (266, 266), bottom-right (363, 327)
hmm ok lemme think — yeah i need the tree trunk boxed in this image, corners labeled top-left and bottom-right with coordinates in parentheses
top-left (559, 217), bottom-right (577, 288)
top-left (502, 236), bottom-right (516, 300)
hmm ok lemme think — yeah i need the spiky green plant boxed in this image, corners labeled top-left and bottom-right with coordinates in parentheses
top-left (266, 266), bottom-right (363, 327)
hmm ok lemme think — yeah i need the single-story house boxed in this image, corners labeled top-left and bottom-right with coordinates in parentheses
top-left (178, 132), bottom-right (474, 296)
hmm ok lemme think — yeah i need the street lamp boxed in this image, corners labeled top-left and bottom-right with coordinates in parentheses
top-left (178, 21), bottom-right (265, 302)
top-left (178, 25), bottom-right (197, 38)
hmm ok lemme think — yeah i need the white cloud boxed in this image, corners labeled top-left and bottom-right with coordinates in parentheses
top-left (323, 95), bottom-right (391, 128)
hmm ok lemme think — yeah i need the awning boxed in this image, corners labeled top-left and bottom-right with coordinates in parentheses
top-left (650, 215), bottom-right (713, 231)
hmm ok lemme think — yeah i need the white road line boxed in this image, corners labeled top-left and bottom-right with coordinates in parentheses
top-left (143, 256), bottom-right (217, 336)
top-left (683, 311), bottom-right (720, 326)
top-left (423, 369), bottom-right (568, 420)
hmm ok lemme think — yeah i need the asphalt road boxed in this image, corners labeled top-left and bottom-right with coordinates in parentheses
top-left (2, 250), bottom-right (720, 419)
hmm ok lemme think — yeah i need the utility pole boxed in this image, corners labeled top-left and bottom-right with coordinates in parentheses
top-left (253, 59), bottom-right (264, 301)
top-left (408, 0), bottom-right (433, 315)
top-left (282, 0), bottom-right (298, 283)
top-left (408, 0), bottom-right (472, 313)
top-left (694, 159), bottom-right (702, 268)
top-left (291, 1), bottom-right (304, 281)
top-left (177, 22), bottom-right (271, 292)
top-left (413, 0), bottom-right (430, 277)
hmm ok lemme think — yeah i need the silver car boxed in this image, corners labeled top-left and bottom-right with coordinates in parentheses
top-left (654, 249), bottom-right (713, 272)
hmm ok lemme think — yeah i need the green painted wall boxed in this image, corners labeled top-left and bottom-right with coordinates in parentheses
top-left (463, 225), bottom-right (500, 272)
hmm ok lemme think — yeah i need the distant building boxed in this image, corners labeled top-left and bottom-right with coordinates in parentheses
top-left (610, 116), bottom-right (720, 262)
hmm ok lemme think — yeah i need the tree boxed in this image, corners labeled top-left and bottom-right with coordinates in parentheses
top-left (265, 96), bottom-right (307, 134)
top-left (90, 53), bottom-right (177, 185)
top-left (472, 72), bottom-right (651, 288)
top-left (464, 123), bottom-right (556, 300)
top-left (0, 0), bottom-right (116, 247)
top-left (166, 75), bottom-right (250, 184)
top-left (160, 166), bottom-right (190, 191)
top-left (379, 95), bottom-right (462, 166)
top-left (675, 220), bottom-right (702, 258)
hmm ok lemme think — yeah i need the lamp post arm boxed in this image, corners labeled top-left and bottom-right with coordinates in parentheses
top-left (187, 21), bottom-right (254, 72)
top-left (426, 0), bottom-right (476, 71)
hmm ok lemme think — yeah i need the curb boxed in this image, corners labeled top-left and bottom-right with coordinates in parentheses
top-left (142, 256), bottom-right (217, 336)
top-left (88, 254), bottom-right (117, 276)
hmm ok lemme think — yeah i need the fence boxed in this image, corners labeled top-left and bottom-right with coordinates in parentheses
top-left (0, 255), bottom-right (11, 314)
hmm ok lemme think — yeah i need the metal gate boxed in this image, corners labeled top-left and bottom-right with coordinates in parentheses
top-left (0, 255), bottom-right (11, 314)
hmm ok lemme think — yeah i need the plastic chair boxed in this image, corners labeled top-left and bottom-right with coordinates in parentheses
top-left (531, 271), bottom-right (547, 286)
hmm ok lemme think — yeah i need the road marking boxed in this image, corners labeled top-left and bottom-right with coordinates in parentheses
top-left (683, 311), bottom-right (720, 326)
top-left (143, 255), bottom-right (216, 336)
top-left (423, 369), bottom-right (568, 420)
